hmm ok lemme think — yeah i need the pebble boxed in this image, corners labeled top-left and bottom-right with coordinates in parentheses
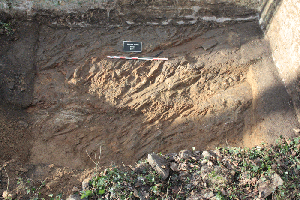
top-left (66, 194), bottom-right (81, 200)
top-left (202, 151), bottom-right (211, 159)
top-left (170, 162), bottom-right (179, 171)
top-left (17, 120), bottom-right (29, 128)
top-left (179, 150), bottom-right (192, 159)
top-left (82, 178), bottom-right (91, 191)
top-left (2, 191), bottom-right (11, 199)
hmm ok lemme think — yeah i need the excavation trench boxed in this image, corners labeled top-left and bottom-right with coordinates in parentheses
top-left (0, 0), bottom-right (299, 197)
top-left (0, 18), bottom-right (298, 169)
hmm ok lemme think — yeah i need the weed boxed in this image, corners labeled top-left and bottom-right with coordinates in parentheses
top-left (6, 136), bottom-right (300, 199)
top-left (86, 144), bottom-right (102, 171)
top-left (0, 21), bottom-right (13, 36)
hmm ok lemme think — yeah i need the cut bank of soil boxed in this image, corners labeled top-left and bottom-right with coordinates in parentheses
top-left (30, 21), bottom-right (260, 169)
top-left (0, 17), bottom-right (299, 198)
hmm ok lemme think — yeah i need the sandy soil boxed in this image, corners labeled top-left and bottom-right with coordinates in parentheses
top-left (0, 17), bottom-right (298, 198)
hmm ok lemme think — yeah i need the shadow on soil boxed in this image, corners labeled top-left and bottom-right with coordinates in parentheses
top-left (0, 2), bottom-right (298, 170)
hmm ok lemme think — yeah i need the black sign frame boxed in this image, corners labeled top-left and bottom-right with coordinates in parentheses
top-left (123, 41), bottom-right (142, 52)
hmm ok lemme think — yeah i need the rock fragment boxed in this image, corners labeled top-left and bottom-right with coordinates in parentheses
top-left (258, 173), bottom-right (283, 198)
top-left (178, 150), bottom-right (192, 160)
top-left (202, 150), bottom-right (211, 159)
top-left (17, 120), bottom-right (29, 128)
top-left (147, 153), bottom-right (169, 180)
top-left (82, 178), bottom-right (91, 191)
top-left (170, 162), bottom-right (179, 171)
top-left (133, 162), bottom-right (149, 174)
top-left (201, 39), bottom-right (218, 51)
top-left (133, 189), bottom-right (149, 200)
top-left (2, 191), bottom-right (12, 199)
top-left (66, 194), bottom-right (81, 200)
top-left (166, 153), bottom-right (177, 161)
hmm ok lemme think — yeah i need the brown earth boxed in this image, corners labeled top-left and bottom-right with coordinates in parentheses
top-left (30, 21), bottom-right (260, 168)
top-left (0, 15), bottom-right (299, 198)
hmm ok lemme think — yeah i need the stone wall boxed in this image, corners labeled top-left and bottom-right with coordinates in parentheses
top-left (260, 0), bottom-right (300, 123)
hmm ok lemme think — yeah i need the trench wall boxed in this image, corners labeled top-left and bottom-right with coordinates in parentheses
top-left (0, 0), bottom-right (261, 26)
top-left (1, 0), bottom-right (300, 124)
top-left (260, 0), bottom-right (300, 123)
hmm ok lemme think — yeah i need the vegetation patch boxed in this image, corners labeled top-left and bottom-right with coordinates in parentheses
top-left (78, 136), bottom-right (300, 199)
top-left (0, 21), bottom-right (13, 36)
top-left (2, 137), bottom-right (300, 199)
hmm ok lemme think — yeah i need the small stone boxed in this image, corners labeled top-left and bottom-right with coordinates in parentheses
top-left (272, 173), bottom-right (283, 186)
top-left (293, 128), bottom-right (300, 134)
top-left (194, 62), bottom-right (205, 70)
top-left (178, 163), bottom-right (188, 171)
top-left (2, 191), bottom-right (12, 199)
top-left (82, 178), bottom-right (91, 191)
top-left (133, 189), bottom-right (149, 200)
top-left (202, 151), bottom-right (211, 159)
top-left (66, 194), bottom-right (81, 200)
top-left (19, 167), bottom-right (28, 172)
top-left (230, 170), bottom-right (236, 176)
top-left (201, 159), bottom-right (208, 165)
top-left (207, 161), bottom-right (214, 166)
top-left (179, 171), bottom-right (190, 181)
top-left (17, 120), bottom-right (28, 128)
top-left (194, 150), bottom-right (201, 155)
top-left (227, 77), bottom-right (234, 83)
top-left (258, 173), bottom-right (283, 198)
top-left (187, 192), bottom-right (203, 200)
top-left (148, 153), bottom-right (169, 180)
top-left (133, 189), bottom-right (139, 198)
top-left (20, 86), bottom-right (26, 91)
top-left (89, 65), bottom-right (97, 74)
top-left (72, 186), bottom-right (79, 192)
top-left (133, 162), bottom-right (149, 174)
top-left (166, 153), bottom-right (177, 161)
top-left (213, 149), bottom-right (221, 157)
top-left (170, 162), bottom-right (179, 171)
top-left (179, 150), bottom-right (192, 160)
top-left (203, 191), bottom-right (214, 199)
top-left (7, 81), bottom-right (15, 89)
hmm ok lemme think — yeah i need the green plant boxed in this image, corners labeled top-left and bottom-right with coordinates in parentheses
top-left (86, 144), bottom-right (102, 171)
top-left (0, 21), bottom-right (13, 36)
top-left (80, 167), bottom-right (134, 199)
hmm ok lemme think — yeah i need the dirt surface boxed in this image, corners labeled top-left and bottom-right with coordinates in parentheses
top-left (0, 15), bottom-right (299, 198)
top-left (30, 21), bottom-right (261, 169)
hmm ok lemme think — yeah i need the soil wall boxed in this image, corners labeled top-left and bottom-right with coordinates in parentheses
top-left (1, 0), bottom-right (261, 26)
top-left (260, 0), bottom-right (300, 123)
top-left (1, 0), bottom-right (300, 169)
